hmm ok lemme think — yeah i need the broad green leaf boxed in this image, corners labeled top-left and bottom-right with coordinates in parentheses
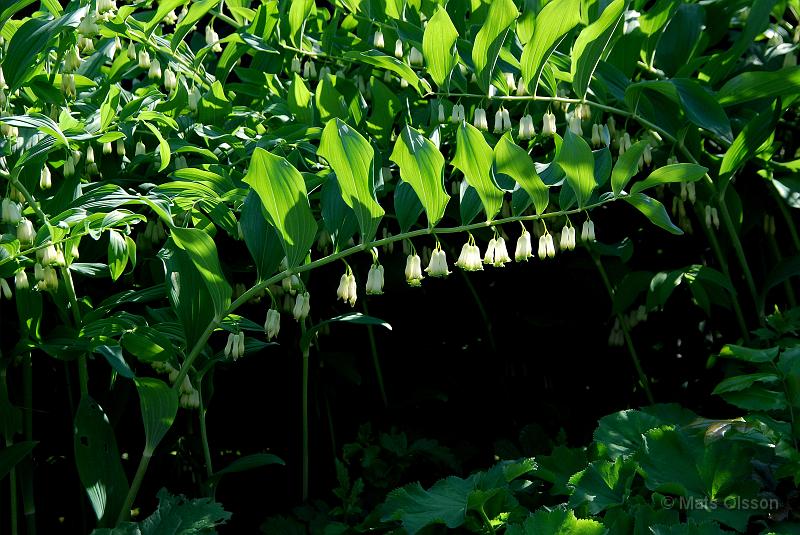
top-left (288, 73), bottom-right (313, 124)
top-left (1, 114), bottom-right (68, 148)
top-left (519, 0), bottom-right (582, 94)
top-left (100, 86), bottom-right (121, 132)
top-left (719, 103), bottom-right (777, 187)
top-left (315, 75), bottom-right (348, 123)
top-left (507, 506), bottom-right (606, 535)
top-left (170, 227), bottom-right (232, 319)
top-left (243, 148), bottom-right (317, 268)
top-left (568, 458), bottom-right (635, 514)
top-left (717, 67), bottom-right (800, 106)
top-left (381, 477), bottom-right (475, 534)
top-left (321, 177), bottom-right (358, 249)
top-left (712, 373), bottom-right (780, 395)
top-left (471, 0), bottom-right (518, 93)
top-left (288, 0), bottom-right (314, 47)
top-left (198, 81), bottom-right (232, 125)
top-left (394, 181), bottom-right (424, 233)
top-left (107, 229), bottom-right (129, 281)
top-left (531, 445), bottom-right (588, 495)
top-left (452, 123), bottom-right (503, 221)
top-left (493, 135), bottom-right (549, 214)
top-left (301, 312), bottom-right (391, 354)
top-left (135, 377), bottom-right (179, 456)
top-left (343, 50), bottom-right (430, 96)
top-left (718, 345), bottom-right (779, 363)
top-left (171, 0), bottom-right (222, 49)
top-left (625, 79), bottom-right (732, 142)
top-left (0, 0), bottom-right (36, 29)
top-left (74, 397), bottom-right (129, 526)
top-left (594, 404), bottom-right (697, 460)
top-left (240, 190), bottom-right (285, 281)
top-left (121, 327), bottom-right (175, 363)
top-left (145, 0), bottom-right (185, 34)
top-left (630, 164), bottom-right (708, 195)
top-left (4, 6), bottom-right (86, 91)
top-left (95, 345), bottom-right (135, 379)
top-left (422, 7), bottom-right (459, 88)
top-left (610, 140), bottom-right (649, 196)
top-left (571, 0), bottom-right (626, 98)
top-left (318, 119), bottom-right (384, 243)
top-left (624, 193), bottom-right (682, 234)
top-left (556, 130), bottom-right (595, 208)
top-left (390, 126), bottom-right (450, 227)
top-left (0, 441), bottom-right (37, 481)
top-left (143, 121), bottom-right (171, 172)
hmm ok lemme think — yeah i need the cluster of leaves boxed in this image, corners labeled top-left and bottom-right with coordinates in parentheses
top-left (271, 307), bottom-right (800, 534)
top-left (0, 0), bottom-right (798, 531)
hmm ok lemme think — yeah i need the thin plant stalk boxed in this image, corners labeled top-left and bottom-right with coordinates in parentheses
top-left (361, 298), bottom-right (387, 407)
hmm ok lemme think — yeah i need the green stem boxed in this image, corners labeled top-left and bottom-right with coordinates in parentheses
top-left (62, 266), bottom-right (88, 396)
top-left (301, 346), bottom-right (310, 502)
top-left (21, 352), bottom-right (36, 535)
top-left (116, 453), bottom-right (151, 526)
top-left (457, 265), bottom-right (497, 353)
top-left (197, 376), bottom-right (214, 481)
top-left (478, 505), bottom-right (496, 535)
top-left (770, 181), bottom-right (800, 253)
top-left (361, 298), bottom-right (387, 407)
top-left (768, 232), bottom-right (798, 307)
top-left (593, 255), bottom-right (655, 404)
top-left (7, 439), bottom-right (18, 535)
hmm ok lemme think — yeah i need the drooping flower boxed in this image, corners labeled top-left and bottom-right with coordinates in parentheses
top-left (581, 220), bottom-right (596, 242)
top-left (591, 124), bottom-right (602, 147)
top-left (164, 68), bottom-right (177, 92)
top-left (1, 199), bottom-right (21, 224)
top-left (394, 39), bottom-right (403, 59)
top-left (0, 278), bottom-right (11, 299)
top-left (484, 237), bottom-right (511, 267)
top-left (265, 308), bottom-right (281, 340)
top-left (494, 109), bottom-right (505, 133)
top-left (404, 254), bottom-right (424, 286)
top-left (366, 264), bottom-right (385, 295)
top-left (373, 30), bottom-right (385, 49)
top-left (303, 59), bottom-right (317, 79)
top-left (408, 47), bottom-right (424, 67)
top-left (559, 224), bottom-right (576, 251)
top-left (425, 247), bottom-right (450, 277)
top-left (14, 270), bottom-right (28, 290)
top-left (17, 218), bottom-right (34, 244)
top-left (542, 112), bottom-right (556, 136)
top-left (568, 114), bottom-right (583, 136)
top-left (137, 49), bottom-right (151, 69)
top-left (518, 115), bottom-right (535, 140)
top-left (148, 58), bottom-right (162, 80)
top-left (135, 140), bottom-right (146, 156)
top-left (40, 165), bottom-right (52, 190)
top-left (455, 241), bottom-right (483, 271)
top-left (537, 233), bottom-right (555, 259)
top-left (515, 229), bottom-right (533, 261)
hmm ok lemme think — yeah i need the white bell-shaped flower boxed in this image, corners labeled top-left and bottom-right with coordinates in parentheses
top-left (591, 124), bottom-right (602, 147)
top-left (135, 140), bottom-right (146, 156)
top-left (40, 165), bottom-right (52, 190)
top-left (425, 248), bottom-right (450, 278)
top-left (408, 47), bottom-right (424, 67)
top-left (581, 220), bottom-right (596, 242)
top-left (138, 49), bottom-right (151, 69)
top-left (438, 103), bottom-right (446, 123)
top-left (14, 270), bottom-right (28, 290)
top-left (518, 115), bottom-right (535, 140)
top-left (264, 309), bottom-right (281, 340)
top-left (455, 241), bottom-right (483, 271)
top-left (291, 57), bottom-right (302, 73)
top-left (473, 108), bottom-right (488, 131)
top-left (17, 218), bottom-right (35, 244)
top-left (373, 30), bottom-right (385, 49)
top-left (493, 109), bottom-right (504, 133)
top-left (366, 264), bottom-right (385, 295)
top-left (515, 229), bottom-right (533, 261)
top-left (568, 114), bottom-right (583, 136)
top-left (394, 39), bottom-right (403, 59)
top-left (484, 237), bottom-right (511, 267)
top-left (0, 279), bottom-right (11, 300)
top-left (148, 58), bottom-right (162, 80)
top-left (542, 112), bottom-right (556, 136)
top-left (404, 254), bottom-right (424, 286)
top-left (1, 199), bottom-right (21, 224)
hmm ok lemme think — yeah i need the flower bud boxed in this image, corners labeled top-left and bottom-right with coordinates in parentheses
top-left (394, 39), bottom-right (403, 59)
top-left (293, 291), bottom-right (311, 321)
top-left (504, 72), bottom-right (516, 92)
top-left (0, 67), bottom-right (6, 89)
top-left (373, 30), bottom-right (385, 49)
top-left (65, 46), bottom-right (82, 73)
top-left (188, 86), bottom-right (202, 112)
top-left (116, 139), bottom-right (126, 157)
top-left (148, 58), bottom-right (162, 80)
top-left (494, 109), bottom-right (504, 133)
top-left (0, 279), bottom-right (11, 299)
top-left (303, 59), bottom-right (317, 79)
top-left (291, 57), bottom-right (302, 74)
top-left (224, 333), bottom-right (234, 357)
top-left (1, 199), bottom-right (21, 224)
top-left (164, 68), bottom-right (176, 92)
top-left (568, 114), bottom-right (583, 136)
top-left (408, 47), bottom-right (424, 67)
top-left (135, 140), bottom-right (146, 156)
top-left (127, 41), bottom-right (137, 60)
top-left (40, 165), bottom-right (52, 189)
top-left (438, 103), bottom-right (446, 123)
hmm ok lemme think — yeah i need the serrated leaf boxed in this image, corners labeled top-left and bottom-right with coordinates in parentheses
top-left (390, 126), bottom-right (450, 227)
top-left (318, 119), bottom-right (384, 243)
top-left (422, 7), bottom-right (459, 88)
top-left (243, 148), bottom-right (317, 268)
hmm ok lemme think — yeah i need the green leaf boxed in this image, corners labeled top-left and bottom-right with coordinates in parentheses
top-left (394, 180), bottom-right (424, 233)
top-left (571, 0), bottom-right (626, 99)
top-left (170, 227), bottom-right (232, 319)
top-left (288, 0), bottom-right (314, 47)
top-left (531, 445), bottom-right (589, 496)
top-left (422, 7), bottom-right (459, 88)
top-left (107, 229), bottom-right (129, 281)
top-left (95, 345), bottom-right (135, 379)
top-left (624, 192), bottom-right (682, 235)
top-left (74, 397), bottom-right (129, 526)
top-left (519, 0), bottom-right (582, 94)
top-left (4, 6), bottom-right (86, 91)
top-left (343, 50), bottom-right (429, 96)
top-left (145, 0), bottom-right (185, 35)
top-left (287, 73), bottom-right (313, 124)
top-left (197, 81), bottom-right (232, 125)
top-left (493, 134), bottom-right (549, 214)
top-left (630, 164), bottom-right (708, 195)
top-left (594, 404), bottom-right (697, 460)
top-left (719, 102), bottom-right (778, 187)
top-left (1, 113), bottom-right (69, 148)
top-left (171, 0), bottom-right (222, 49)
top-left (243, 148), bottom-right (317, 268)
top-left (143, 121), bottom-right (171, 172)
top-left (507, 506), bottom-right (606, 535)
top-left (0, 441), bottom-right (37, 481)
top-left (452, 123), bottom-right (503, 221)
top-left (610, 140), bottom-right (649, 196)
top-left (390, 126), bottom-right (450, 227)
top-left (318, 119), bottom-right (385, 243)
top-left (207, 453), bottom-right (285, 487)
top-left (718, 344), bottom-right (779, 363)
top-left (121, 327), bottom-right (175, 363)
top-left (134, 377), bottom-right (179, 456)
top-left (717, 67), bottom-right (800, 106)
top-left (100, 86), bottom-right (121, 132)
top-left (240, 190), bottom-right (284, 281)
top-left (471, 0), bottom-right (518, 93)
top-left (712, 373), bottom-right (780, 395)
top-left (556, 130), bottom-right (596, 208)
top-left (381, 477), bottom-right (474, 534)
top-left (569, 458), bottom-right (635, 514)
